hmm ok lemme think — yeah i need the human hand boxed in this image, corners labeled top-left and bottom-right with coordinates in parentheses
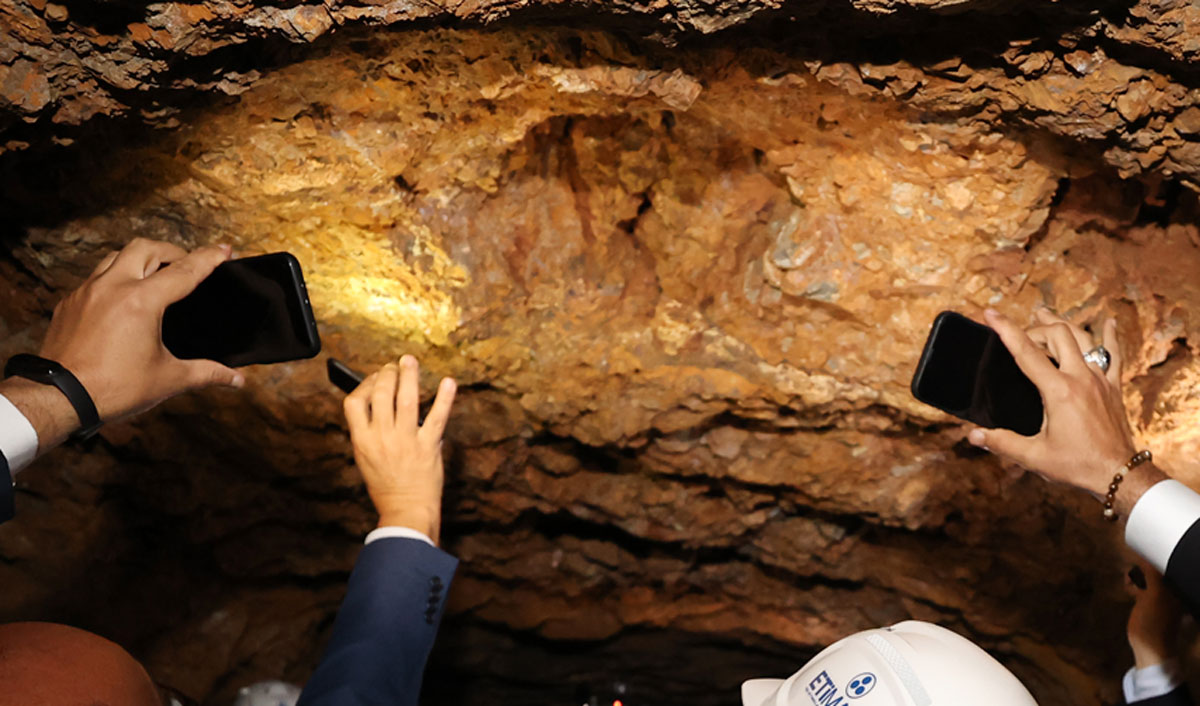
top-left (36, 239), bottom-right (244, 424)
top-left (1127, 559), bottom-right (1183, 670)
top-left (966, 308), bottom-right (1140, 497)
top-left (343, 355), bottom-right (456, 543)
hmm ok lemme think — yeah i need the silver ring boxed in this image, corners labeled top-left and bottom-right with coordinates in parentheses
top-left (1083, 345), bottom-right (1111, 373)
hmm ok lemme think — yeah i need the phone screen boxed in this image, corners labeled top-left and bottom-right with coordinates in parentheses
top-left (911, 311), bottom-right (1044, 436)
top-left (162, 253), bottom-right (321, 368)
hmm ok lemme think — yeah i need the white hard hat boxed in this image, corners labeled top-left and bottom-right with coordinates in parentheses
top-left (741, 621), bottom-right (1037, 706)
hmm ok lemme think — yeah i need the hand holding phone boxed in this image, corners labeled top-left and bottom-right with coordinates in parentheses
top-left (911, 311), bottom-right (1044, 436)
top-left (162, 253), bottom-right (321, 368)
top-left (34, 240), bottom-right (246, 429)
top-left (960, 309), bottom-right (1152, 503)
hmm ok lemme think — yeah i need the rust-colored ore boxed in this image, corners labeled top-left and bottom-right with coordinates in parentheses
top-left (3, 9), bottom-right (1200, 706)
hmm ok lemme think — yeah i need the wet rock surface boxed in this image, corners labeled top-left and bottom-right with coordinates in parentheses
top-left (1, 12), bottom-right (1200, 706)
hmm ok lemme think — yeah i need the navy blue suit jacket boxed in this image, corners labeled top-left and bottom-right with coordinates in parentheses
top-left (0, 449), bottom-right (13, 524)
top-left (1131, 690), bottom-right (1192, 706)
top-left (297, 536), bottom-right (458, 706)
top-left (1125, 518), bottom-right (1200, 705)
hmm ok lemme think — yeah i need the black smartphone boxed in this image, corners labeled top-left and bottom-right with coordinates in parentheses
top-left (162, 252), bottom-right (321, 368)
top-left (327, 358), bottom-right (364, 394)
top-left (910, 311), bottom-right (1044, 436)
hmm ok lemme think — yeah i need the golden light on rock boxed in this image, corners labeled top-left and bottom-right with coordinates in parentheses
top-left (313, 272), bottom-right (459, 344)
top-left (4, 15), bottom-right (1200, 706)
top-left (303, 229), bottom-right (465, 347)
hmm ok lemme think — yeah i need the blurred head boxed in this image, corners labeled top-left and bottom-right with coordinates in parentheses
top-left (742, 621), bottom-right (1037, 706)
top-left (0, 621), bottom-right (161, 706)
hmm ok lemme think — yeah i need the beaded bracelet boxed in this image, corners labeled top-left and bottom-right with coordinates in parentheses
top-left (1103, 450), bottom-right (1153, 521)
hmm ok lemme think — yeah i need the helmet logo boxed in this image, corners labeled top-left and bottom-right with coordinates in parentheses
top-left (846, 673), bottom-right (876, 699)
top-left (804, 671), bottom-right (845, 706)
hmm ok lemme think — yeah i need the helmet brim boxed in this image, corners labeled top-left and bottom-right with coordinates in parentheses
top-left (741, 678), bottom-right (785, 706)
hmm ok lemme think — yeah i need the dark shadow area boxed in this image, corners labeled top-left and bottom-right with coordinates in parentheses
top-left (425, 621), bottom-right (809, 706)
top-left (0, 403), bottom-right (361, 704)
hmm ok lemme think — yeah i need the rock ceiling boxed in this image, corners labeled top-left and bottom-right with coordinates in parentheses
top-left (3, 2), bottom-right (1200, 705)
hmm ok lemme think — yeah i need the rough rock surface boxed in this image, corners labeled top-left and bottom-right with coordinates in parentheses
top-left (2, 10), bottom-right (1200, 706)
top-left (10, 0), bottom-right (1200, 185)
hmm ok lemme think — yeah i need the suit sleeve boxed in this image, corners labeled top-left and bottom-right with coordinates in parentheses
top-left (1125, 662), bottom-right (1193, 705)
top-left (0, 450), bottom-right (11, 524)
top-left (1126, 480), bottom-right (1200, 614)
top-left (1127, 686), bottom-right (1194, 706)
top-left (1165, 523), bottom-right (1200, 615)
top-left (297, 537), bottom-right (458, 706)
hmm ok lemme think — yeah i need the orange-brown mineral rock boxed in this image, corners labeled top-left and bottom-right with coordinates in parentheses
top-left (2, 10), bottom-right (1200, 706)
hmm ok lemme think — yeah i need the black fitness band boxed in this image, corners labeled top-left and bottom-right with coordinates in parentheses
top-left (4, 354), bottom-right (103, 442)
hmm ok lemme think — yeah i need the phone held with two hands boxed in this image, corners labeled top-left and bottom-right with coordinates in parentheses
top-left (162, 252), bottom-right (321, 368)
top-left (910, 310), bottom-right (1044, 437)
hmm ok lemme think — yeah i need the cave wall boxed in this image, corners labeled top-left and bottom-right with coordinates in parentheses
top-left (3, 3), bottom-right (1200, 706)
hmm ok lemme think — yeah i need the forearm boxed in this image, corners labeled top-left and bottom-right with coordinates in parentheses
top-left (0, 378), bottom-right (78, 456)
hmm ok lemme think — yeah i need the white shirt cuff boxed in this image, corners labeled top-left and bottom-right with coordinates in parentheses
top-left (1123, 661), bottom-right (1184, 703)
top-left (364, 526), bottom-right (435, 547)
top-left (1126, 479), bottom-right (1200, 574)
top-left (0, 392), bottom-right (39, 476)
